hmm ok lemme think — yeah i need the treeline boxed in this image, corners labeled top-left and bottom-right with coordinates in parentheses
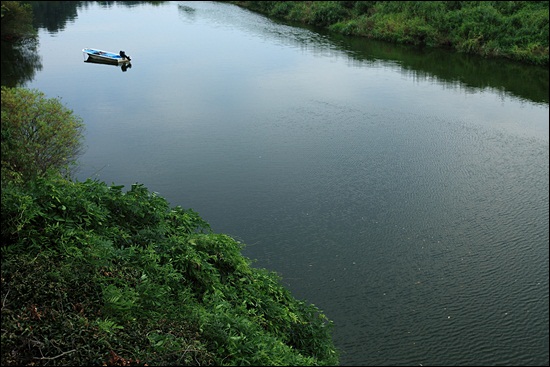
top-left (228, 1), bottom-right (549, 66)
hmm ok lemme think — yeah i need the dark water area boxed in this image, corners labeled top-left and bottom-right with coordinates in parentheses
top-left (6, 1), bottom-right (548, 365)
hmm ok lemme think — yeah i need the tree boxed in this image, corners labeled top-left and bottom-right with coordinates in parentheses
top-left (1, 86), bottom-right (85, 183)
top-left (0, 1), bottom-right (36, 42)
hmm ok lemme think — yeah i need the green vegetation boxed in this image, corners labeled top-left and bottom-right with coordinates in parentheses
top-left (1, 1), bottom-right (36, 42)
top-left (1, 88), bottom-right (339, 365)
top-left (1, 87), bottom-right (85, 183)
top-left (229, 1), bottom-right (549, 66)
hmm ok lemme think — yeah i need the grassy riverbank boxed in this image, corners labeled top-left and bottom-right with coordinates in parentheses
top-left (228, 1), bottom-right (549, 66)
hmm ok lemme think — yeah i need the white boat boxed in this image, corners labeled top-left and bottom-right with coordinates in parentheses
top-left (82, 48), bottom-right (131, 64)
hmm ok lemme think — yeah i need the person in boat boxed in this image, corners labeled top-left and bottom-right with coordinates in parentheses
top-left (119, 50), bottom-right (131, 61)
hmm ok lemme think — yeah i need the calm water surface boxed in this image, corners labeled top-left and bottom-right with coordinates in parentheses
top-left (23, 2), bottom-right (549, 365)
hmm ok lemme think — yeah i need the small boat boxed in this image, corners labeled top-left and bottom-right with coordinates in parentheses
top-left (82, 48), bottom-right (131, 64)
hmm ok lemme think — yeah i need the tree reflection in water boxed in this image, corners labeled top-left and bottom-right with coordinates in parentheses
top-left (1, 38), bottom-right (42, 87)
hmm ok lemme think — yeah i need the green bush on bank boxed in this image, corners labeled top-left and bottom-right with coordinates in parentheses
top-left (229, 1), bottom-right (549, 66)
top-left (1, 87), bottom-right (339, 365)
top-left (1, 86), bottom-right (84, 184)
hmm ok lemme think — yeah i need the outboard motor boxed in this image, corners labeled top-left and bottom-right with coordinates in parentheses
top-left (119, 50), bottom-right (131, 61)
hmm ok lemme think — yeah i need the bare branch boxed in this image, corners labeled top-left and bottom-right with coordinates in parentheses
top-left (33, 349), bottom-right (77, 360)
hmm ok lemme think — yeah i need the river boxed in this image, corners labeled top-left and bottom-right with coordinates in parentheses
top-left (18, 1), bottom-right (549, 365)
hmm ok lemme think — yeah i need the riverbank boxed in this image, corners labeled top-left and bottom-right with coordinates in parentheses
top-left (228, 1), bottom-right (549, 66)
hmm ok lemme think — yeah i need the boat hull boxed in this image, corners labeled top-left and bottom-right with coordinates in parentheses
top-left (84, 58), bottom-right (132, 72)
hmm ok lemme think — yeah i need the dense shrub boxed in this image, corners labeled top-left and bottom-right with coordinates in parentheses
top-left (1, 87), bottom-right (84, 183)
top-left (308, 1), bottom-right (350, 27)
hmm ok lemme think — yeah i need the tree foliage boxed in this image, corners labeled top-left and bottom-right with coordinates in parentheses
top-left (1, 86), bottom-right (84, 183)
top-left (0, 1), bottom-right (36, 42)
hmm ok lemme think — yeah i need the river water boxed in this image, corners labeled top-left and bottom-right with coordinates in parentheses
top-left (21, 1), bottom-right (549, 365)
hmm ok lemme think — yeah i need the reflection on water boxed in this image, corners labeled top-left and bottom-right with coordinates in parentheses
top-left (329, 32), bottom-right (549, 104)
top-left (84, 59), bottom-right (132, 72)
top-left (0, 38), bottom-right (41, 87)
